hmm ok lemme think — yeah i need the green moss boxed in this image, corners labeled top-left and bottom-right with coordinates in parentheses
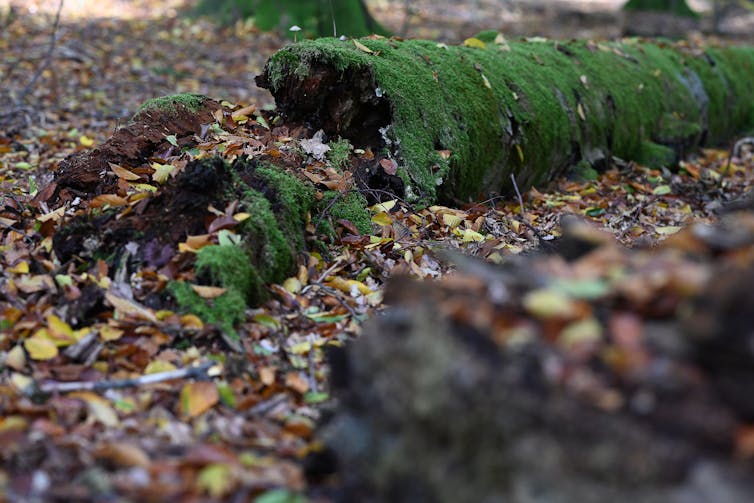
top-left (193, 0), bottom-right (388, 37)
top-left (637, 141), bottom-right (676, 168)
top-left (623, 0), bottom-right (698, 18)
top-left (134, 93), bottom-right (209, 118)
top-left (195, 244), bottom-right (264, 302)
top-left (326, 137), bottom-right (352, 171)
top-left (317, 191), bottom-right (372, 235)
top-left (262, 37), bottom-right (754, 205)
top-left (227, 161), bottom-right (315, 283)
top-left (168, 280), bottom-right (248, 338)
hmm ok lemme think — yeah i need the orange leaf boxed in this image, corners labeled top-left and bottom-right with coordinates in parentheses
top-left (90, 194), bottom-right (128, 208)
top-left (180, 381), bottom-right (219, 418)
top-left (109, 162), bottom-right (141, 181)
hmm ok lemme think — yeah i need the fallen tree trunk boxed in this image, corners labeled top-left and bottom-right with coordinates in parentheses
top-left (257, 35), bottom-right (754, 204)
top-left (321, 212), bottom-right (754, 502)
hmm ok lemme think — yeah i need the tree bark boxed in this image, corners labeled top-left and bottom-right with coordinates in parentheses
top-left (623, 0), bottom-right (698, 17)
top-left (193, 0), bottom-right (388, 37)
top-left (257, 36), bottom-right (754, 205)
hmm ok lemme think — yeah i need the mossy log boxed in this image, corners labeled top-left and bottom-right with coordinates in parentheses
top-left (257, 36), bottom-right (754, 205)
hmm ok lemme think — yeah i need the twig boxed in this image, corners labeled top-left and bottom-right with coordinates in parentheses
top-left (510, 173), bottom-right (526, 217)
top-left (16, 0), bottom-right (64, 106)
top-left (34, 361), bottom-right (214, 395)
top-left (249, 393), bottom-right (288, 415)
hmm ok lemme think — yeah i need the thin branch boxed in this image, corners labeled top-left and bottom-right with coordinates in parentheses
top-left (16, 0), bottom-right (64, 106)
top-left (510, 173), bottom-right (526, 217)
top-left (33, 360), bottom-right (215, 395)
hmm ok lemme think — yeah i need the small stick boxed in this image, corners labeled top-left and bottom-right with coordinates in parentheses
top-left (35, 361), bottom-right (214, 395)
top-left (510, 173), bottom-right (526, 217)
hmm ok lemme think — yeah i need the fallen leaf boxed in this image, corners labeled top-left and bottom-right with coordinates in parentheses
top-left (70, 391), bottom-right (119, 427)
top-left (95, 442), bottom-right (151, 468)
top-left (24, 335), bottom-right (59, 360)
top-left (191, 284), bottom-right (228, 298)
top-left (353, 39), bottom-right (374, 53)
top-left (463, 37), bottom-right (486, 49)
top-left (380, 158), bottom-right (398, 175)
top-left (180, 381), bottom-right (219, 418)
top-left (109, 162), bottom-right (141, 181)
top-left (105, 291), bottom-right (158, 323)
top-left (197, 463), bottom-right (235, 498)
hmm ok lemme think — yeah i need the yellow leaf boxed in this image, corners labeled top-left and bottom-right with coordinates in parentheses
top-left (371, 211), bottom-right (393, 226)
top-left (8, 261), bottom-right (29, 274)
top-left (577, 102), bottom-right (586, 121)
top-left (6, 345), bottom-right (26, 371)
top-left (46, 314), bottom-right (75, 345)
top-left (79, 135), bottom-right (95, 147)
top-left (99, 325), bottom-right (124, 341)
top-left (89, 194), bottom-right (128, 208)
top-left (458, 228), bottom-right (486, 243)
top-left (232, 212), bottom-right (251, 222)
top-left (24, 335), bottom-right (58, 360)
top-left (515, 144), bottom-right (525, 163)
top-left (180, 381), bottom-right (219, 418)
top-left (656, 226), bottom-right (682, 235)
top-left (105, 292), bottom-right (158, 323)
top-left (522, 289), bottom-right (577, 319)
top-left (10, 373), bottom-right (33, 392)
top-left (463, 37), bottom-right (486, 49)
top-left (325, 276), bottom-right (373, 296)
top-left (283, 277), bottom-right (302, 294)
top-left (196, 463), bottom-right (234, 498)
top-left (70, 391), bottom-right (119, 427)
top-left (144, 360), bottom-right (177, 374)
top-left (353, 39), bottom-right (374, 53)
top-left (179, 234), bottom-right (212, 253)
top-left (152, 162), bottom-right (175, 184)
top-left (190, 284), bottom-right (228, 299)
top-left (109, 162), bottom-right (141, 181)
top-left (129, 183), bottom-right (158, 192)
top-left (290, 341), bottom-right (312, 354)
top-left (559, 318), bottom-right (603, 349)
top-left (482, 74), bottom-right (492, 89)
top-left (442, 213), bottom-right (463, 229)
top-left (180, 314), bottom-right (204, 329)
top-left (370, 199), bottom-right (396, 213)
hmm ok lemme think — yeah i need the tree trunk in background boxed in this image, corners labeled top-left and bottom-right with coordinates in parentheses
top-left (193, 0), bottom-right (389, 37)
top-left (623, 0), bottom-right (698, 17)
top-left (258, 35), bottom-right (754, 205)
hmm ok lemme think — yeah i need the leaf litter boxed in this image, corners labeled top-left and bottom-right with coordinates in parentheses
top-left (4, 2), bottom-right (754, 502)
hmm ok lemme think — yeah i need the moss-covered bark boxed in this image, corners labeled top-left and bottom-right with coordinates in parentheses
top-left (623, 0), bottom-right (698, 17)
top-left (257, 36), bottom-right (754, 205)
top-left (193, 0), bottom-right (388, 37)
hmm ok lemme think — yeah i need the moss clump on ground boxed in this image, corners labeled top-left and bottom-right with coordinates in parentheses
top-left (135, 93), bottom-right (210, 117)
top-left (327, 137), bottom-right (353, 171)
top-left (230, 160), bottom-right (315, 283)
top-left (259, 36), bottom-right (754, 205)
top-left (170, 244), bottom-right (264, 338)
top-left (168, 280), bottom-right (248, 337)
top-left (318, 191), bottom-right (372, 235)
top-left (195, 243), bottom-right (264, 302)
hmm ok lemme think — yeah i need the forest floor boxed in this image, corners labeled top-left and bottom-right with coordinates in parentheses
top-left (2, 1), bottom-right (754, 502)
